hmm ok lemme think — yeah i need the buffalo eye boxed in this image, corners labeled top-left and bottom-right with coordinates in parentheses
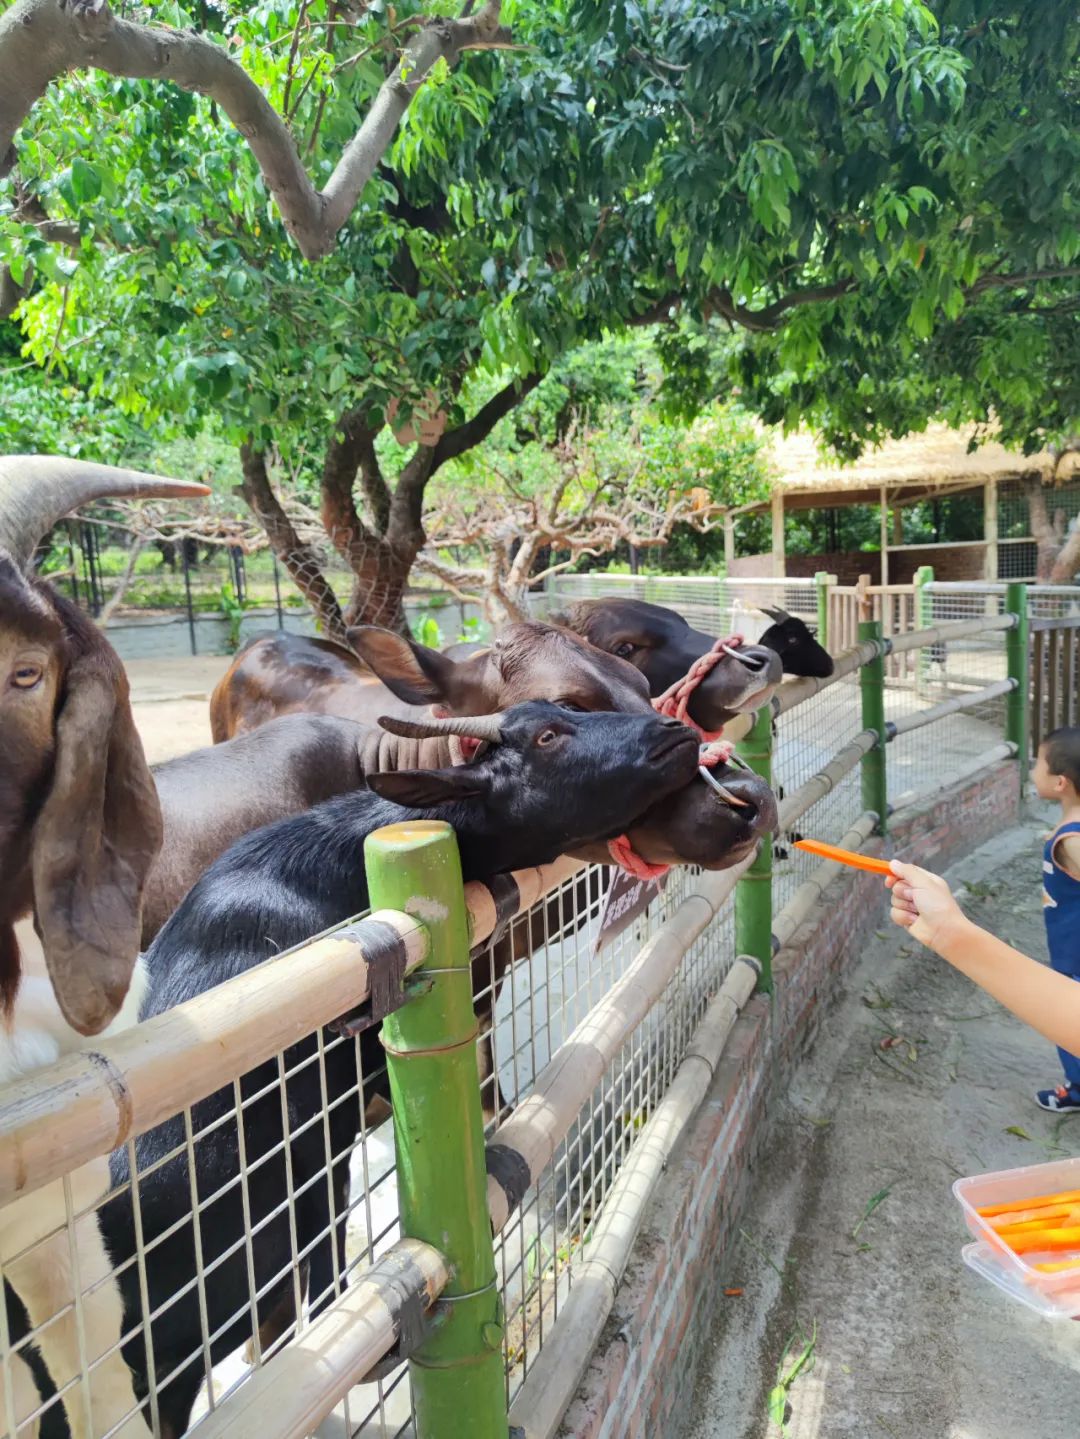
top-left (11, 663), bottom-right (43, 690)
top-left (536, 728), bottom-right (560, 747)
top-left (614, 641), bottom-right (636, 659)
top-left (556, 699), bottom-right (586, 713)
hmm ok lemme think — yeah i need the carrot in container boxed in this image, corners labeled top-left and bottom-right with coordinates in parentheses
top-left (994, 1207), bottom-right (1080, 1236)
top-left (977, 1188), bottom-right (1080, 1219)
top-left (1033, 1258), bottom-right (1080, 1273)
top-left (792, 839), bottom-right (894, 875)
top-left (1002, 1226), bottom-right (1080, 1256)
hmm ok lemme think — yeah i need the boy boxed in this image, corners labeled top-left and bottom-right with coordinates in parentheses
top-left (1031, 726), bottom-right (1080, 1112)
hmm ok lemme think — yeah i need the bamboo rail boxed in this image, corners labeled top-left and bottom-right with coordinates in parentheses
top-left (484, 855), bottom-right (754, 1235)
top-left (192, 1240), bottom-right (449, 1439)
top-left (777, 731), bottom-right (878, 832)
top-left (0, 851), bottom-right (588, 1207)
top-left (887, 613), bottom-right (1015, 654)
top-left (889, 742), bottom-right (1018, 812)
top-left (505, 958), bottom-right (761, 1439)
top-left (886, 677), bottom-right (1017, 738)
top-left (772, 639), bottom-right (880, 716)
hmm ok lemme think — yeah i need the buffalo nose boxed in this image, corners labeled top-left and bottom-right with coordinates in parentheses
top-left (658, 715), bottom-right (687, 729)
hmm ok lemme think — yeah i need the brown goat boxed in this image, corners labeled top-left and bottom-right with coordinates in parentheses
top-left (0, 456), bottom-right (208, 1439)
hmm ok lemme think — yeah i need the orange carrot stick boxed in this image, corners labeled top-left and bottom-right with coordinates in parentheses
top-left (993, 1207), bottom-right (1079, 1235)
top-left (976, 1188), bottom-right (1080, 1219)
top-left (792, 839), bottom-right (894, 874)
top-left (1032, 1257), bottom-right (1080, 1273)
top-left (1003, 1226), bottom-right (1080, 1255)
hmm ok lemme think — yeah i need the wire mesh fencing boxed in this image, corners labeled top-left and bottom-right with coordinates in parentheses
top-left (0, 580), bottom-right (1036, 1439)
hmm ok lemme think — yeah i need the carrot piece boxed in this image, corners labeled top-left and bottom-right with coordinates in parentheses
top-left (1003, 1226), bottom-right (1080, 1255)
top-left (724, 1288), bottom-right (743, 1297)
top-left (1032, 1258), bottom-right (1080, 1273)
top-left (792, 839), bottom-right (893, 875)
top-left (994, 1207), bottom-right (1080, 1235)
top-left (976, 1188), bottom-right (1080, 1219)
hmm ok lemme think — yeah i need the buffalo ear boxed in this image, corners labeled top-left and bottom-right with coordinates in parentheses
top-left (31, 640), bottom-right (162, 1036)
top-left (367, 766), bottom-right (487, 808)
top-left (347, 626), bottom-right (459, 706)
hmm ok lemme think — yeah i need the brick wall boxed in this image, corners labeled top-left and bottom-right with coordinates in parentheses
top-left (729, 546), bottom-right (987, 585)
top-left (559, 759), bottom-right (1021, 1439)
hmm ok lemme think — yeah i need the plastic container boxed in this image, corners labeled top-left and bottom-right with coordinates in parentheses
top-left (953, 1156), bottom-right (1080, 1318)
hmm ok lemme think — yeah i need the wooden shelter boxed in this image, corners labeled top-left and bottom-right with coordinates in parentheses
top-left (730, 423), bottom-right (1080, 584)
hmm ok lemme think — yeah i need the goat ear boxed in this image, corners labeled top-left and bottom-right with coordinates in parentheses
top-left (31, 641), bottom-right (162, 1036)
top-left (347, 626), bottom-right (458, 706)
top-left (367, 766), bottom-right (487, 808)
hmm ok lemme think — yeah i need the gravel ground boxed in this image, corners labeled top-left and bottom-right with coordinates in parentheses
top-left (682, 806), bottom-right (1080, 1439)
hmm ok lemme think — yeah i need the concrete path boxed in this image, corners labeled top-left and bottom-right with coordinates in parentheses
top-left (682, 809), bottom-right (1080, 1439)
top-left (126, 655), bottom-right (229, 762)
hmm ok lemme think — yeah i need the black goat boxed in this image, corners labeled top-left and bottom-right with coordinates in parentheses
top-left (101, 702), bottom-right (699, 1436)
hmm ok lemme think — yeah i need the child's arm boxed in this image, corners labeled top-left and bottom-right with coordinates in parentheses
top-left (887, 860), bottom-right (1080, 1057)
top-left (1055, 831), bottom-right (1080, 881)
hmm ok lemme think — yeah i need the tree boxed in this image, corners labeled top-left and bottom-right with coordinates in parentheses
top-left (4, 1), bottom-right (1080, 626)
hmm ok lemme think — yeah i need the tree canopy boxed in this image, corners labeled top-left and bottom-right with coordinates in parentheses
top-left (2, 0), bottom-right (1079, 625)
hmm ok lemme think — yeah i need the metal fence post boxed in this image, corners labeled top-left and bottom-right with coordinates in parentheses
top-left (735, 705), bottom-right (774, 993)
top-left (859, 619), bottom-right (888, 834)
top-left (365, 822), bottom-right (507, 1439)
top-left (1005, 581), bottom-right (1030, 794)
top-left (814, 571), bottom-right (833, 651)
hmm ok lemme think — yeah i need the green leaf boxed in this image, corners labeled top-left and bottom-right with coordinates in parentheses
top-left (70, 157), bottom-right (102, 204)
top-left (1004, 1126), bottom-right (1031, 1141)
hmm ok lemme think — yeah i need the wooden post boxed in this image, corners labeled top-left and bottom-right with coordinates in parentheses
top-left (879, 484), bottom-right (890, 588)
top-left (856, 572), bottom-right (873, 622)
top-left (892, 505), bottom-right (904, 547)
top-left (724, 512), bottom-right (736, 572)
top-left (771, 490), bottom-right (785, 578)
top-left (1005, 582), bottom-right (1030, 797)
top-left (984, 478), bottom-right (999, 583)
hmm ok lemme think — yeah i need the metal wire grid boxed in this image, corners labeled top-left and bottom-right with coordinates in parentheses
top-left (481, 870), bottom-right (736, 1408)
top-left (0, 972), bottom-right (412, 1439)
top-left (996, 480), bottom-right (1080, 581)
top-left (541, 573), bottom-right (818, 634)
top-left (770, 676), bottom-right (867, 914)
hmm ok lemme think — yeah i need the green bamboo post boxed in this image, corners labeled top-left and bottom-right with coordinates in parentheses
top-left (1005, 581), bottom-right (1030, 797)
top-left (914, 564), bottom-right (933, 691)
top-left (735, 704), bottom-right (774, 993)
top-left (814, 571), bottom-right (833, 651)
top-left (859, 619), bottom-right (888, 834)
top-left (365, 821), bottom-right (507, 1439)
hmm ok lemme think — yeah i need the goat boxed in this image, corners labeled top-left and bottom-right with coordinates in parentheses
top-left (208, 619), bottom-right (655, 742)
top-left (0, 456), bottom-right (209, 1439)
top-left (100, 703), bottom-right (702, 1437)
top-left (728, 600), bottom-right (835, 679)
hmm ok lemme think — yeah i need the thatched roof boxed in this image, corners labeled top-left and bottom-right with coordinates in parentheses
top-left (761, 423), bottom-right (1080, 502)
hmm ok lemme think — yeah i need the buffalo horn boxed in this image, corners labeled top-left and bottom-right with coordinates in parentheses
top-left (0, 456), bottom-right (210, 571)
top-left (378, 712), bottom-right (504, 743)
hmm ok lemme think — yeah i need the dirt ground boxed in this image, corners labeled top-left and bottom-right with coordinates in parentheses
top-left (126, 655), bottom-right (229, 763)
top-left (681, 808), bottom-right (1080, 1439)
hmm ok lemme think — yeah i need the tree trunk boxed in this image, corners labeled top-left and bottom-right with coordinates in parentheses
top-left (343, 541), bottom-right (413, 634)
top-left (1049, 522), bottom-right (1080, 584)
top-left (1022, 474), bottom-right (1066, 582)
top-left (239, 443), bottom-right (349, 643)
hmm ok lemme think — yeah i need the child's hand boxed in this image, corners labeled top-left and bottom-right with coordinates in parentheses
top-left (886, 860), bottom-right (965, 952)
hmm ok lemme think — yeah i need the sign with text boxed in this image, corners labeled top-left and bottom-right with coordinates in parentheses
top-left (594, 867), bottom-right (668, 955)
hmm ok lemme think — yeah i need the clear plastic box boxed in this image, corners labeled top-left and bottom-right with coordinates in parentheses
top-left (953, 1156), bottom-right (1080, 1319)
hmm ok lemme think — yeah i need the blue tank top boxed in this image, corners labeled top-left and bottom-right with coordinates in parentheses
top-left (1044, 821), bottom-right (1080, 975)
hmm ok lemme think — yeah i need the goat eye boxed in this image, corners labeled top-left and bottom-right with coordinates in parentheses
top-left (11, 664), bottom-right (43, 690)
top-left (614, 642), bottom-right (636, 659)
top-left (536, 728), bottom-right (559, 747)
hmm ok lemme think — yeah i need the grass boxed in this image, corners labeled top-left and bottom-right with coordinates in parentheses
top-left (768, 1320), bottom-right (818, 1436)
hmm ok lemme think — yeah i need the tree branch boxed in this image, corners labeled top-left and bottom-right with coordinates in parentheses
top-left (0, 0), bottom-right (513, 261)
top-left (431, 371), bottom-right (544, 466)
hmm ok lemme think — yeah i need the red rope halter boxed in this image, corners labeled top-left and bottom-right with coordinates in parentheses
top-left (650, 633), bottom-right (745, 742)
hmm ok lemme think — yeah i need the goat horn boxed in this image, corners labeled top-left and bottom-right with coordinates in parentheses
top-left (378, 712), bottom-right (505, 742)
top-left (760, 605), bottom-right (790, 622)
top-left (0, 456), bottom-right (210, 571)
